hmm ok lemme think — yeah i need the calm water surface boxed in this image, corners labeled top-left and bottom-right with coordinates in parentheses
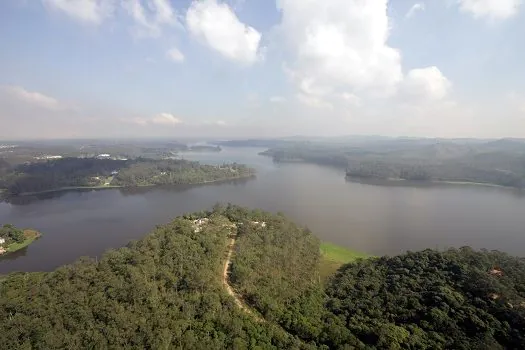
top-left (1, 147), bottom-right (525, 273)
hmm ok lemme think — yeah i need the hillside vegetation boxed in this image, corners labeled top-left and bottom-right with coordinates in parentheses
top-left (1, 206), bottom-right (524, 349)
top-left (0, 207), bottom-right (306, 349)
top-left (259, 138), bottom-right (525, 188)
top-left (0, 158), bottom-right (255, 196)
top-left (323, 248), bottom-right (525, 349)
top-left (227, 208), bottom-right (325, 341)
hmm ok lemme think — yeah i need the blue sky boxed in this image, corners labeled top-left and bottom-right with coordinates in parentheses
top-left (0, 0), bottom-right (524, 139)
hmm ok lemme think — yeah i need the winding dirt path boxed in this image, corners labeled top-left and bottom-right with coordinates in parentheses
top-left (223, 232), bottom-right (262, 322)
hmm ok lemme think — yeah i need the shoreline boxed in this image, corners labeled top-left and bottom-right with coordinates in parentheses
top-left (346, 175), bottom-right (518, 190)
top-left (6, 174), bottom-right (256, 198)
top-left (2, 230), bottom-right (42, 256)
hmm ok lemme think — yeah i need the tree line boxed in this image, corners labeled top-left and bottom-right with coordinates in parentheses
top-left (0, 224), bottom-right (25, 245)
top-left (0, 158), bottom-right (255, 196)
top-left (261, 139), bottom-right (525, 188)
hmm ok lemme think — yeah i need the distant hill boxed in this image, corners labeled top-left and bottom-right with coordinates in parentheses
top-left (256, 137), bottom-right (525, 188)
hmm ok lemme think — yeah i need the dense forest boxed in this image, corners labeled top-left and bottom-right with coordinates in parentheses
top-left (323, 248), bottom-right (525, 349)
top-left (1, 206), bottom-right (524, 349)
top-left (0, 206), bottom-right (306, 349)
top-left (0, 158), bottom-right (255, 196)
top-left (113, 160), bottom-right (252, 187)
top-left (227, 208), bottom-right (324, 342)
top-left (259, 138), bottom-right (525, 188)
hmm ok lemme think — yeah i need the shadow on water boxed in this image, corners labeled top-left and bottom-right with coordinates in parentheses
top-left (0, 246), bottom-right (29, 262)
top-left (3, 188), bottom-right (97, 206)
top-left (2, 176), bottom-right (256, 206)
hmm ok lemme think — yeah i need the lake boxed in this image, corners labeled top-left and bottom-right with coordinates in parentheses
top-left (1, 147), bottom-right (525, 273)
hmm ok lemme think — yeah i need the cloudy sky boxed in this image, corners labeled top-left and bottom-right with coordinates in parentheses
top-left (0, 0), bottom-right (524, 140)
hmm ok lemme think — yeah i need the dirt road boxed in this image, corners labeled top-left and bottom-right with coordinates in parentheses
top-left (222, 233), bottom-right (262, 321)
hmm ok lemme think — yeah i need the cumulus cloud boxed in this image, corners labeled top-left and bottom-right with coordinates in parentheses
top-left (166, 47), bottom-right (185, 62)
top-left (277, 0), bottom-right (454, 114)
top-left (402, 66), bottom-right (452, 101)
top-left (122, 0), bottom-right (180, 38)
top-left (405, 3), bottom-right (426, 18)
top-left (1, 86), bottom-right (65, 110)
top-left (457, 0), bottom-right (522, 21)
top-left (278, 0), bottom-right (403, 106)
top-left (42, 0), bottom-right (116, 24)
top-left (186, 0), bottom-right (262, 64)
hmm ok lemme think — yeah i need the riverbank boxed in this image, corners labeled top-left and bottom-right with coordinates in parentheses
top-left (319, 242), bottom-right (371, 282)
top-left (346, 175), bottom-right (518, 190)
top-left (1, 229), bottom-right (41, 255)
top-left (6, 174), bottom-right (256, 198)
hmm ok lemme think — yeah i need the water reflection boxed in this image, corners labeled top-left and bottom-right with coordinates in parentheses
top-left (0, 246), bottom-right (29, 262)
top-left (3, 177), bottom-right (255, 206)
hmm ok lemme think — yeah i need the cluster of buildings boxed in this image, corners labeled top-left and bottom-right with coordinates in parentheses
top-left (0, 237), bottom-right (7, 255)
top-left (34, 155), bottom-right (63, 160)
top-left (95, 154), bottom-right (128, 161)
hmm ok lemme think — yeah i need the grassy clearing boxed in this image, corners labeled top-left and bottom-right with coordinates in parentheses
top-left (6, 230), bottom-right (41, 253)
top-left (319, 242), bottom-right (371, 283)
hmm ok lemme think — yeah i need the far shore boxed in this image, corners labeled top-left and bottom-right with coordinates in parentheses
top-left (346, 176), bottom-right (519, 190)
top-left (7, 174), bottom-right (256, 198)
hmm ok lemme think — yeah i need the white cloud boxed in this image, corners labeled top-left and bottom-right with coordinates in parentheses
top-left (122, 0), bottom-right (179, 38)
top-left (166, 47), bottom-right (185, 62)
top-left (270, 96), bottom-right (286, 103)
top-left (151, 113), bottom-right (183, 125)
top-left (278, 0), bottom-right (403, 108)
top-left (457, 0), bottom-right (522, 21)
top-left (42, 0), bottom-right (115, 24)
top-left (1, 86), bottom-right (65, 110)
top-left (128, 113), bottom-right (183, 126)
top-left (341, 92), bottom-right (361, 106)
top-left (186, 0), bottom-right (262, 64)
top-left (405, 3), bottom-right (426, 18)
top-left (297, 93), bottom-right (333, 109)
top-left (402, 66), bottom-right (452, 101)
top-left (215, 120), bottom-right (227, 126)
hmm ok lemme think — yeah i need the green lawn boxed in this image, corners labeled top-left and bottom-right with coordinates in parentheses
top-left (6, 230), bottom-right (41, 253)
top-left (319, 242), bottom-right (371, 283)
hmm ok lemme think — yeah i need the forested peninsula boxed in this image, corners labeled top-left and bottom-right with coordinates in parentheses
top-left (0, 158), bottom-right (255, 197)
top-left (1, 206), bottom-right (524, 349)
top-left (0, 224), bottom-right (41, 255)
top-left (258, 138), bottom-right (525, 188)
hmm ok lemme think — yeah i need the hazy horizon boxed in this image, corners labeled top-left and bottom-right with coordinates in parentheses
top-left (1, 0), bottom-right (524, 139)
top-left (2, 134), bottom-right (525, 144)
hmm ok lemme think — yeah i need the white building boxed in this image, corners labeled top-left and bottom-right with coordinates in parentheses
top-left (35, 155), bottom-right (63, 160)
top-left (0, 237), bottom-right (5, 245)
